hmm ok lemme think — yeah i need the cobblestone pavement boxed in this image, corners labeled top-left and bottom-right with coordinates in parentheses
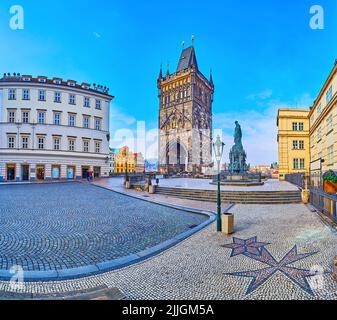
top-left (1, 179), bottom-right (337, 300)
top-left (0, 183), bottom-right (207, 273)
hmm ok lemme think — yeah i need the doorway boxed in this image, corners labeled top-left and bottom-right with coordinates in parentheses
top-left (82, 166), bottom-right (90, 179)
top-left (67, 166), bottom-right (76, 179)
top-left (52, 165), bottom-right (61, 180)
top-left (6, 164), bottom-right (16, 181)
top-left (22, 165), bottom-right (29, 181)
top-left (93, 167), bottom-right (101, 178)
top-left (36, 165), bottom-right (45, 180)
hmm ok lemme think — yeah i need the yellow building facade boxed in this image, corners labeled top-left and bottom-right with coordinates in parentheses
top-left (277, 109), bottom-right (310, 180)
top-left (277, 60), bottom-right (337, 180)
top-left (113, 146), bottom-right (145, 174)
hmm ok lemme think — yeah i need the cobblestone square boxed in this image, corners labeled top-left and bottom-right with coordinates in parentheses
top-left (0, 183), bottom-right (207, 276)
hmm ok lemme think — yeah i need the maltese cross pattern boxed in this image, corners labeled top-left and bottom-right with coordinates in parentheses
top-left (223, 237), bottom-right (329, 296)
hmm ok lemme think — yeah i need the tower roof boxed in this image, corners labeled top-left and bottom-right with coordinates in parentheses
top-left (176, 46), bottom-right (198, 72)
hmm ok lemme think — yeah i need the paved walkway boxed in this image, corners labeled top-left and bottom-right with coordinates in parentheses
top-left (0, 178), bottom-right (336, 300)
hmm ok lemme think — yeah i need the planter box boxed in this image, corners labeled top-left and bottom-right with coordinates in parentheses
top-left (301, 190), bottom-right (310, 204)
top-left (148, 185), bottom-right (156, 194)
top-left (324, 180), bottom-right (337, 194)
top-left (222, 214), bottom-right (234, 235)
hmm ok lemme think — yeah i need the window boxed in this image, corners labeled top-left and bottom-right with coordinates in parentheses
top-left (38, 112), bottom-right (45, 124)
top-left (299, 123), bottom-right (304, 131)
top-left (69, 114), bottom-right (76, 127)
top-left (8, 136), bottom-right (15, 149)
top-left (54, 92), bottom-right (61, 103)
top-left (8, 89), bottom-right (16, 100)
top-left (39, 90), bottom-right (46, 101)
top-left (53, 138), bottom-right (61, 151)
top-left (95, 99), bottom-right (101, 110)
top-left (95, 118), bottom-right (101, 130)
top-left (83, 116), bottom-right (90, 129)
top-left (292, 122), bottom-right (298, 131)
top-left (317, 127), bottom-right (322, 141)
top-left (326, 86), bottom-right (333, 104)
top-left (293, 140), bottom-right (298, 150)
top-left (299, 140), bottom-right (304, 150)
top-left (8, 111), bottom-right (16, 123)
top-left (317, 104), bottom-right (322, 115)
top-left (22, 89), bottom-right (30, 100)
top-left (327, 115), bottom-right (333, 133)
top-left (22, 137), bottom-right (29, 149)
top-left (95, 141), bottom-right (101, 153)
top-left (84, 97), bottom-right (90, 108)
top-left (68, 139), bottom-right (75, 152)
top-left (38, 137), bottom-right (45, 150)
top-left (22, 111), bottom-right (29, 124)
top-left (69, 94), bottom-right (76, 105)
top-left (328, 145), bottom-right (334, 165)
top-left (293, 159), bottom-right (305, 170)
top-left (54, 113), bottom-right (61, 125)
top-left (83, 140), bottom-right (89, 153)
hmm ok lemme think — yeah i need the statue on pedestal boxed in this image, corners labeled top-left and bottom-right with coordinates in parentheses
top-left (229, 121), bottom-right (249, 175)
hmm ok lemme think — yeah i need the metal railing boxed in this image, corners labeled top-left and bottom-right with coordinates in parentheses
top-left (310, 187), bottom-right (337, 223)
top-left (285, 171), bottom-right (337, 223)
top-left (285, 173), bottom-right (305, 189)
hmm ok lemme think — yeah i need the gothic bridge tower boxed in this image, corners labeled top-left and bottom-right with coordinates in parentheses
top-left (158, 41), bottom-right (214, 174)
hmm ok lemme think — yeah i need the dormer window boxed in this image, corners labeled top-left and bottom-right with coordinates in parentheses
top-left (53, 78), bottom-right (62, 85)
top-left (37, 77), bottom-right (47, 83)
top-left (67, 81), bottom-right (76, 87)
top-left (22, 76), bottom-right (32, 82)
top-left (81, 83), bottom-right (90, 90)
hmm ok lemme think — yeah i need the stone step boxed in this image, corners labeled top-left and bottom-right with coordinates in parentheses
top-left (154, 187), bottom-right (302, 204)
top-left (155, 190), bottom-right (300, 198)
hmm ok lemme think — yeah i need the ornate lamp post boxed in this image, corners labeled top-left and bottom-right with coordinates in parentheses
top-left (213, 135), bottom-right (225, 232)
top-left (125, 151), bottom-right (129, 183)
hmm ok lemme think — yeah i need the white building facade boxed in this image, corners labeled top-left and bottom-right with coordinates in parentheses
top-left (0, 73), bottom-right (114, 182)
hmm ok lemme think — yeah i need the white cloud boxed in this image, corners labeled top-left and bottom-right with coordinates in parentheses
top-left (93, 32), bottom-right (102, 39)
top-left (214, 93), bottom-right (314, 166)
top-left (247, 89), bottom-right (273, 100)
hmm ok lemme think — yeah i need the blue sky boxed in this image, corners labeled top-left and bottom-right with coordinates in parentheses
top-left (0, 0), bottom-right (336, 164)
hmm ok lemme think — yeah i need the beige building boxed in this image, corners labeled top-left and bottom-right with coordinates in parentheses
top-left (309, 61), bottom-right (337, 175)
top-left (277, 60), bottom-right (337, 180)
top-left (277, 109), bottom-right (310, 180)
top-left (0, 73), bottom-right (113, 181)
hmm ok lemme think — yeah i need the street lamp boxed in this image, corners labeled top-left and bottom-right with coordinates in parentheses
top-left (125, 151), bottom-right (129, 183)
top-left (213, 135), bottom-right (225, 232)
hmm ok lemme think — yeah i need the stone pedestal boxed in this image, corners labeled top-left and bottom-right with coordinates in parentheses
top-left (125, 181), bottom-right (131, 189)
top-left (301, 190), bottom-right (310, 204)
top-left (222, 214), bottom-right (234, 235)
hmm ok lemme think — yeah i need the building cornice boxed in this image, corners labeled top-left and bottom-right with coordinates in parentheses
top-left (0, 81), bottom-right (114, 101)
